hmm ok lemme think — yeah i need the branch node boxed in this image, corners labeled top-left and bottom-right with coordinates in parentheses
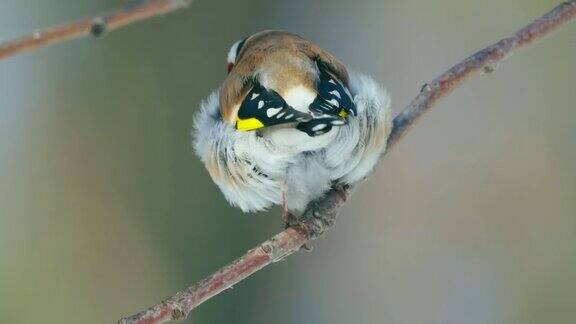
top-left (91, 18), bottom-right (108, 38)
top-left (483, 63), bottom-right (498, 74)
top-left (261, 243), bottom-right (273, 254)
top-left (171, 308), bottom-right (186, 321)
top-left (420, 83), bottom-right (432, 93)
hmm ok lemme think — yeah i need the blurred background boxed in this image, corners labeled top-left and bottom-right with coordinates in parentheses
top-left (1, 0), bottom-right (575, 323)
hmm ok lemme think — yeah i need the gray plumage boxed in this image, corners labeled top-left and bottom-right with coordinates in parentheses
top-left (193, 72), bottom-right (391, 213)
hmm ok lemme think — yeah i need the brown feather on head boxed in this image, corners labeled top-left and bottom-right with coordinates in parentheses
top-left (220, 30), bottom-right (351, 125)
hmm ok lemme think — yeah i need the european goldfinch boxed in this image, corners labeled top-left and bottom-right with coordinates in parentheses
top-left (194, 31), bottom-right (391, 217)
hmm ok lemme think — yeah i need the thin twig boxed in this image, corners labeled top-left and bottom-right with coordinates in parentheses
top-left (118, 2), bottom-right (576, 323)
top-left (386, 0), bottom-right (576, 148)
top-left (0, 0), bottom-right (192, 61)
top-left (121, 228), bottom-right (309, 323)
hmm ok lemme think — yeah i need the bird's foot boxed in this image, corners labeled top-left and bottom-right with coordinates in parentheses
top-left (280, 189), bottom-right (311, 249)
top-left (284, 184), bottom-right (350, 244)
top-left (300, 184), bottom-right (350, 239)
top-left (284, 212), bottom-right (313, 251)
top-left (335, 184), bottom-right (349, 202)
top-left (281, 205), bottom-right (289, 226)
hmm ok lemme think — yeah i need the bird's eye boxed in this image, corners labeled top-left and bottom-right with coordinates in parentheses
top-left (227, 63), bottom-right (234, 74)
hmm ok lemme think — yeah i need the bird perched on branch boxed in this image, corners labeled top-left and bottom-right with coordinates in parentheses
top-left (194, 31), bottom-right (391, 221)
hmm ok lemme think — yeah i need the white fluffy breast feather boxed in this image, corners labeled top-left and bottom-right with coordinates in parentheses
top-left (193, 72), bottom-right (391, 213)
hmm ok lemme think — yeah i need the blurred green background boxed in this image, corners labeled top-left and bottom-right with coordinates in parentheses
top-left (1, 0), bottom-right (575, 323)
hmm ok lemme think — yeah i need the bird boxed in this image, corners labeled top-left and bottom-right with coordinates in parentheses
top-left (193, 30), bottom-right (391, 221)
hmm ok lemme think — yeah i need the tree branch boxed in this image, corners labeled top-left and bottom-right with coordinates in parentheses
top-left (386, 0), bottom-right (576, 149)
top-left (117, 2), bottom-right (576, 323)
top-left (0, 0), bottom-right (192, 61)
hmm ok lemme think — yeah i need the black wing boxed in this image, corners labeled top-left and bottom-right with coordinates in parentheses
top-left (308, 60), bottom-right (356, 118)
top-left (236, 82), bottom-right (312, 131)
top-left (296, 116), bottom-right (346, 137)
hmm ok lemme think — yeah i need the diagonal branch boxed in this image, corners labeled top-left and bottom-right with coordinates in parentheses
top-left (0, 0), bottom-right (192, 61)
top-left (118, 1), bottom-right (576, 323)
top-left (386, 0), bottom-right (576, 149)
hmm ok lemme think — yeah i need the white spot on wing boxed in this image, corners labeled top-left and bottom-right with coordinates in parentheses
top-left (329, 79), bottom-right (337, 85)
top-left (329, 90), bottom-right (341, 98)
top-left (312, 124), bottom-right (327, 131)
top-left (276, 112), bottom-right (285, 118)
top-left (344, 87), bottom-right (353, 97)
top-left (266, 107), bottom-right (282, 117)
top-left (258, 101), bottom-right (265, 109)
top-left (328, 99), bottom-right (339, 106)
top-left (251, 93), bottom-right (260, 100)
